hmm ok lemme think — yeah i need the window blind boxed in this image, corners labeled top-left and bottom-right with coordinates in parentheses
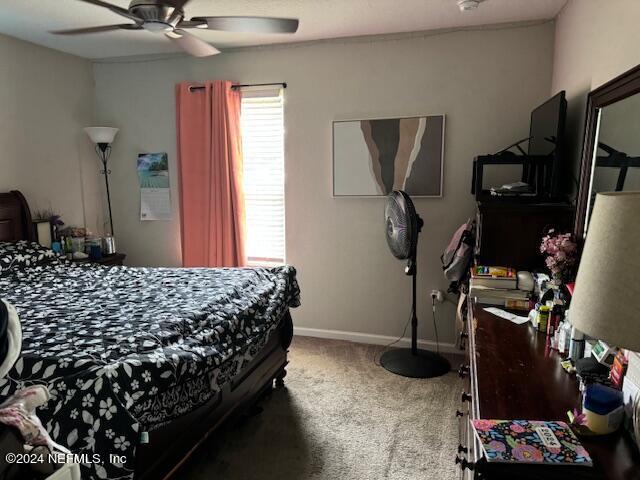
top-left (241, 89), bottom-right (285, 265)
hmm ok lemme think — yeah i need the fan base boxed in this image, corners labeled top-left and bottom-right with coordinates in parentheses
top-left (380, 348), bottom-right (450, 378)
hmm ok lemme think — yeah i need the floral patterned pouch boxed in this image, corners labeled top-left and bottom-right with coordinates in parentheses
top-left (471, 419), bottom-right (592, 466)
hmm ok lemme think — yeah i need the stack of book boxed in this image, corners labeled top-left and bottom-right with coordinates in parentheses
top-left (469, 266), bottom-right (529, 309)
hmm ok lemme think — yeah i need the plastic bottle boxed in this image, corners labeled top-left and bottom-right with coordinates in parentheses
top-left (558, 320), bottom-right (572, 356)
top-left (537, 306), bottom-right (550, 334)
top-left (570, 327), bottom-right (585, 360)
top-left (547, 304), bottom-right (562, 337)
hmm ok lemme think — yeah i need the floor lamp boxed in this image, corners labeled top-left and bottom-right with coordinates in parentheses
top-left (84, 127), bottom-right (119, 240)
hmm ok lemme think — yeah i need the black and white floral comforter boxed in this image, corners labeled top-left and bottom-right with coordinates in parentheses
top-left (0, 241), bottom-right (300, 480)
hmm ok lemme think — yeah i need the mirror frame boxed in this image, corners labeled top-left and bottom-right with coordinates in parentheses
top-left (575, 64), bottom-right (640, 240)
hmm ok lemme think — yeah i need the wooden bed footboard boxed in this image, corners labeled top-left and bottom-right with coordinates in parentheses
top-left (135, 310), bottom-right (294, 480)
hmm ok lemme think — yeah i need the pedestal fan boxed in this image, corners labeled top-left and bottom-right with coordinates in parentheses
top-left (380, 191), bottom-right (450, 378)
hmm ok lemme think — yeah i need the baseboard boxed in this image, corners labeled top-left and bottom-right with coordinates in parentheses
top-left (293, 326), bottom-right (458, 354)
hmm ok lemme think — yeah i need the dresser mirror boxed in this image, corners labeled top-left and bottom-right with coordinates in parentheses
top-left (575, 65), bottom-right (640, 239)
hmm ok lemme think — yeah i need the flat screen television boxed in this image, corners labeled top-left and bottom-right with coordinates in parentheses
top-left (525, 90), bottom-right (567, 198)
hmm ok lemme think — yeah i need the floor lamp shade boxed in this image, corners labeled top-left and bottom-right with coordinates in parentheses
top-left (84, 127), bottom-right (118, 144)
top-left (570, 192), bottom-right (640, 352)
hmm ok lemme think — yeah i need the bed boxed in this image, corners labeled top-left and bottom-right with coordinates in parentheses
top-left (0, 191), bottom-right (300, 480)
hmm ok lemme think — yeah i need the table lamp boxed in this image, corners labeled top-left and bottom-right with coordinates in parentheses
top-left (84, 127), bottom-right (118, 237)
top-left (570, 191), bottom-right (640, 448)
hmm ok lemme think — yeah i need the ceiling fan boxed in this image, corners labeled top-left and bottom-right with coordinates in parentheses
top-left (51, 0), bottom-right (299, 57)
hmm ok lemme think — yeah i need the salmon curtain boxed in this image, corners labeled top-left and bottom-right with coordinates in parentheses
top-left (175, 80), bottom-right (246, 267)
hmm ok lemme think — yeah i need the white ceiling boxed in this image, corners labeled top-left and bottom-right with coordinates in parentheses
top-left (0, 0), bottom-right (566, 59)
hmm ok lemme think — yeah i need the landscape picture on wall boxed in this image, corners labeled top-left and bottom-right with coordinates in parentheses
top-left (333, 115), bottom-right (444, 197)
top-left (137, 152), bottom-right (170, 188)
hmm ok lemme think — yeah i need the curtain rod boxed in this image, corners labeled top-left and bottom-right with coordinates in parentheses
top-left (189, 82), bottom-right (287, 91)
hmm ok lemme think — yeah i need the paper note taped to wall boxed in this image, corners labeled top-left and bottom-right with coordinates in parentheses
top-left (140, 188), bottom-right (171, 221)
top-left (138, 152), bottom-right (171, 221)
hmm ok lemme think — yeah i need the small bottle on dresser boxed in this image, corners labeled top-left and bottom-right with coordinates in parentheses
top-left (569, 327), bottom-right (586, 360)
top-left (537, 305), bottom-right (550, 334)
top-left (557, 311), bottom-right (572, 357)
top-left (547, 304), bottom-right (562, 337)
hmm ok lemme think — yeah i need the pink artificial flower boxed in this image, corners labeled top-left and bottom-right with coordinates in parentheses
top-left (571, 408), bottom-right (587, 426)
top-left (540, 231), bottom-right (578, 281)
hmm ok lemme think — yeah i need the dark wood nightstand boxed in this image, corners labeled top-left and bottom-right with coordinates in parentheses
top-left (73, 252), bottom-right (126, 266)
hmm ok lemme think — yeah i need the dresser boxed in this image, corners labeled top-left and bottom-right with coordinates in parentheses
top-left (456, 301), bottom-right (640, 479)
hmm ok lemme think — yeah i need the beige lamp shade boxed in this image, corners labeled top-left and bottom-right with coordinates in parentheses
top-left (84, 127), bottom-right (118, 144)
top-left (571, 192), bottom-right (640, 351)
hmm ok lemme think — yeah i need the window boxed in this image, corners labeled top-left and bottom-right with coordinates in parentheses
top-left (241, 89), bottom-right (285, 266)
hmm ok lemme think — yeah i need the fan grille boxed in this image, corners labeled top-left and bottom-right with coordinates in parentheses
top-left (385, 191), bottom-right (417, 260)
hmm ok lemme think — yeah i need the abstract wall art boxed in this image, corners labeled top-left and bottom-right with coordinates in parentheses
top-left (333, 115), bottom-right (444, 197)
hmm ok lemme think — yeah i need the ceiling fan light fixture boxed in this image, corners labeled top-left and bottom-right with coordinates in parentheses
top-left (142, 20), bottom-right (173, 33)
top-left (457, 0), bottom-right (480, 11)
top-left (165, 30), bottom-right (183, 39)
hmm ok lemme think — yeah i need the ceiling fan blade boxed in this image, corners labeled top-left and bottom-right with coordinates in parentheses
top-left (51, 24), bottom-right (142, 35)
top-left (177, 20), bottom-right (208, 29)
top-left (166, 30), bottom-right (220, 57)
top-left (78, 0), bottom-right (142, 22)
top-left (189, 16), bottom-right (299, 34)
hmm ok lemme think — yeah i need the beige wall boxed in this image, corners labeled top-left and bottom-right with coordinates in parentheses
top-left (0, 33), bottom-right (102, 232)
top-left (551, 0), bottom-right (640, 195)
top-left (93, 23), bottom-right (554, 345)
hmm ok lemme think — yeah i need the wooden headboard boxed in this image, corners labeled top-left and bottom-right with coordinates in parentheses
top-left (0, 191), bottom-right (35, 242)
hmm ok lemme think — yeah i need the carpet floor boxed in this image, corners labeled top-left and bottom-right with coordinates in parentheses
top-left (178, 336), bottom-right (461, 480)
